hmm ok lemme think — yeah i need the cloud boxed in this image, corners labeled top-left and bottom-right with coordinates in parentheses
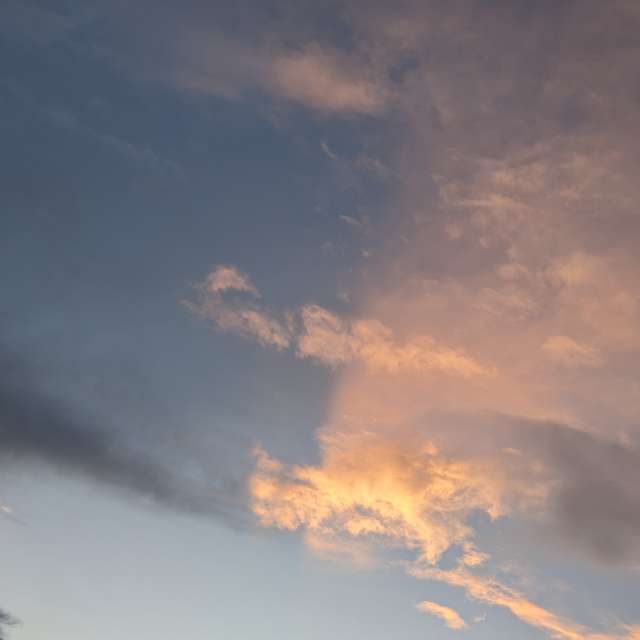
top-left (416, 601), bottom-right (468, 630)
top-left (297, 305), bottom-right (492, 377)
top-left (0, 350), bottom-right (243, 523)
top-left (99, 7), bottom-right (388, 116)
top-left (205, 265), bottom-right (259, 295)
top-left (413, 565), bottom-right (639, 640)
top-left (184, 266), bottom-right (291, 350)
top-left (270, 47), bottom-right (387, 114)
top-left (193, 267), bottom-right (640, 576)
top-left (0, 610), bottom-right (17, 640)
top-left (187, 267), bottom-right (492, 378)
top-left (338, 214), bottom-right (362, 228)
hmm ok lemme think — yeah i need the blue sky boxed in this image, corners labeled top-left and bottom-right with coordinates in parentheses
top-left (2, 2), bottom-right (640, 639)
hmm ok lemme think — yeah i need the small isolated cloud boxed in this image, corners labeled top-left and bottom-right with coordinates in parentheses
top-left (417, 600), bottom-right (468, 630)
top-left (250, 434), bottom-right (508, 565)
top-left (270, 48), bottom-right (386, 114)
top-left (185, 266), bottom-right (290, 350)
top-left (320, 141), bottom-right (338, 160)
top-left (205, 265), bottom-right (259, 295)
top-left (339, 214), bottom-right (362, 228)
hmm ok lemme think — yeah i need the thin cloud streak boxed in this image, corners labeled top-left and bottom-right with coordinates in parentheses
top-left (416, 600), bottom-right (468, 631)
top-left (187, 266), bottom-right (492, 378)
top-left (0, 610), bottom-right (17, 640)
top-left (0, 350), bottom-right (244, 524)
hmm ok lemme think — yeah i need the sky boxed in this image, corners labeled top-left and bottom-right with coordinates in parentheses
top-left (1, 1), bottom-right (640, 638)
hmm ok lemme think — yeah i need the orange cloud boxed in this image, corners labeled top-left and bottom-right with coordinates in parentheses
top-left (250, 434), bottom-right (514, 565)
top-left (413, 566), bottom-right (639, 640)
top-left (416, 600), bottom-right (468, 630)
top-left (297, 305), bottom-right (493, 378)
top-left (184, 267), bottom-right (291, 349)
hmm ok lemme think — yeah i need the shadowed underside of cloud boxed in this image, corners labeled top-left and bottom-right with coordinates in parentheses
top-left (0, 351), bottom-right (244, 524)
top-left (250, 415), bottom-right (640, 639)
top-left (0, 610), bottom-right (17, 640)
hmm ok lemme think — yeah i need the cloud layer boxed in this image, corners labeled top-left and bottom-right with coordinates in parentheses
top-left (185, 2), bottom-right (640, 635)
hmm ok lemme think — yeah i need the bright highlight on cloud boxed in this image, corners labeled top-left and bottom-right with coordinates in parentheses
top-left (251, 435), bottom-right (508, 566)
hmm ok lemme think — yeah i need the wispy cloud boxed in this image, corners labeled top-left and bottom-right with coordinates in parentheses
top-left (187, 266), bottom-right (492, 378)
top-left (416, 601), bottom-right (468, 631)
top-left (413, 565), bottom-right (640, 640)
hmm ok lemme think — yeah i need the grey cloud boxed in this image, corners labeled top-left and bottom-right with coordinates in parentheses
top-left (0, 350), bottom-right (246, 525)
top-left (430, 413), bottom-right (640, 566)
top-left (0, 610), bottom-right (17, 640)
top-left (533, 422), bottom-right (640, 566)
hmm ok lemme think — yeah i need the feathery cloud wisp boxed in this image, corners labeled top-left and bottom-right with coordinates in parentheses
top-left (416, 601), bottom-right (468, 631)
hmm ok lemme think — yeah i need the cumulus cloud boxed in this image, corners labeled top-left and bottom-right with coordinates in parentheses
top-left (184, 266), bottom-right (291, 350)
top-left (416, 600), bottom-right (468, 631)
top-left (250, 434), bottom-right (509, 565)
top-left (249, 412), bottom-right (640, 636)
top-left (205, 265), bottom-right (259, 295)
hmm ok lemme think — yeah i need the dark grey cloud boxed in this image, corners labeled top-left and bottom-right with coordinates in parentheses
top-left (532, 422), bottom-right (640, 567)
top-left (0, 349), bottom-right (247, 526)
top-left (430, 412), bottom-right (640, 567)
top-left (0, 610), bottom-right (17, 640)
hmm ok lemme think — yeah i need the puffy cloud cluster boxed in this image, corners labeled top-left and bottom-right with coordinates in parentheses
top-left (250, 434), bottom-right (510, 565)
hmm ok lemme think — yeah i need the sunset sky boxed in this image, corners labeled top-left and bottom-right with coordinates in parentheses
top-left (2, 1), bottom-right (640, 639)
